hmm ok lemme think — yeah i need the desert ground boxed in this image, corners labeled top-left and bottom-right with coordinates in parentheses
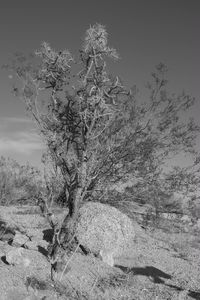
top-left (0, 204), bottom-right (200, 300)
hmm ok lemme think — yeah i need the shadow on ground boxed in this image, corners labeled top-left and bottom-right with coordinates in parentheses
top-left (38, 245), bottom-right (48, 257)
top-left (188, 291), bottom-right (200, 300)
top-left (116, 265), bottom-right (171, 284)
top-left (1, 255), bottom-right (10, 265)
top-left (116, 265), bottom-right (200, 299)
top-left (42, 229), bottom-right (53, 243)
top-left (166, 284), bottom-right (200, 300)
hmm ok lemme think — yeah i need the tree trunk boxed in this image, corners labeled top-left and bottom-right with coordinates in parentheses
top-left (49, 158), bottom-right (87, 264)
top-left (48, 187), bottom-right (83, 267)
top-left (59, 187), bottom-right (83, 247)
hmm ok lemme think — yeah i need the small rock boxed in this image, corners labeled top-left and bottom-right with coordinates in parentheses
top-left (181, 215), bottom-right (192, 223)
top-left (6, 247), bottom-right (31, 267)
top-left (24, 241), bottom-right (38, 251)
top-left (5, 247), bottom-right (51, 280)
top-left (12, 231), bottom-right (30, 246)
top-left (25, 239), bottom-right (48, 251)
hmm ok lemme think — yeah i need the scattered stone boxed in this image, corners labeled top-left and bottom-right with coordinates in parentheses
top-left (5, 246), bottom-right (50, 281)
top-left (24, 241), bottom-right (39, 251)
top-left (0, 241), bottom-right (14, 256)
top-left (12, 231), bottom-right (30, 246)
top-left (25, 239), bottom-right (48, 251)
top-left (161, 213), bottom-right (177, 220)
top-left (181, 215), bottom-right (192, 223)
top-left (6, 247), bottom-right (31, 267)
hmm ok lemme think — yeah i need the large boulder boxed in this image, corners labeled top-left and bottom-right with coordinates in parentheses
top-left (76, 202), bottom-right (136, 267)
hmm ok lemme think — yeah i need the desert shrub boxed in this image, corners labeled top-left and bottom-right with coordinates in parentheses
top-left (40, 151), bottom-right (67, 208)
top-left (0, 156), bottom-right (43, 205)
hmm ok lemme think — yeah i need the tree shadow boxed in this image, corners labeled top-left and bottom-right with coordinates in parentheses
top-left (37, 245), bottom-right (48, 257)
top-left (166, 284), bottom-right (200, 300)
top-left (42, 229), bottom-right (53, 243)
top-left (116, 265), bottom-right (200, 300)
top-left (116, 265), bottom-right (172, 283)
top-left (1, 255), bottom-right (10, 265)
top-left (188, 291), bottom-right (200, 300)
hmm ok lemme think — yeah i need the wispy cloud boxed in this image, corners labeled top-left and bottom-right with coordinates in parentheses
top-left (0, 117), bottom-right (32, 124)
top-left (0, 131), bottom-right (44, 155)
top-left (0, 115), bottom-right (44, 161)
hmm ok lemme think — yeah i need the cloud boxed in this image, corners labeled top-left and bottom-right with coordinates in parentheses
top-left (0, 117), bottom-right (33, 132)
top-left (0, 117), bottom-right (33, 124)
top-left (0, 131), bottom-right (44, 155)
top-left (0, 116), bottom-right (44, 158)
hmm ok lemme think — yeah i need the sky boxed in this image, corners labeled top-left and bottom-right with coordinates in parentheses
top-left (0, 0), bottom-right (200, 168)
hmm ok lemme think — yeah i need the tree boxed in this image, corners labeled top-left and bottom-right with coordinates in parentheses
top-left (6, 24), bottom-right (200, 261)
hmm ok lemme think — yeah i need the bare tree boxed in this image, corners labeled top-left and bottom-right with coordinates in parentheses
top-left (5, 24), bottom-right (200, 265)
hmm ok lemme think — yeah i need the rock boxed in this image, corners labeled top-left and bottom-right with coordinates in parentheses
top-left (161, 213), bottom-right (177, 220)
top-left (76, 202), bottom-right (136, 267)
top-left (181, 215), bottom-right (192, 223)
top-left (25, 239), bottom-right (48, 251)
top-left (12, 229), bottom-right (49, 251)
top-left (12, 231), bottom-right (30, 246)
top-left (26, 229), bottom-right (44, 241)
top-left (0, 241), bottom-right (14, 256)
top-left (24, 241), bottom-right (40, 251)
top-left (6, 247), bottom-right (31, 267)
top-left (5, 247), bottom-right (50, 280)
top-left (37, 239), bottom-right (49, 249)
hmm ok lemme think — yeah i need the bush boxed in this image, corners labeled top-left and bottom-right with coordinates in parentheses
top-left (0, 156), bottom-right (43, 205)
